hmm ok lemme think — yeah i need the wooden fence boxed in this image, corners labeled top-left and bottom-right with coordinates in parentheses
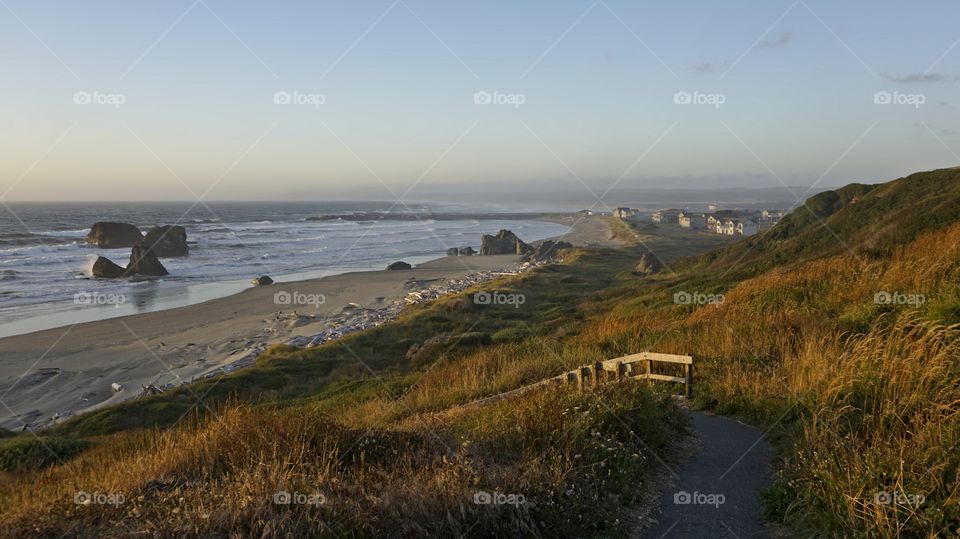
top-left (463, 351), bottom-right (694, 409)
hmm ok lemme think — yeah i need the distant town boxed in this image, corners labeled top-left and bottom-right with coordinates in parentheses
top-left (581, 205), bottom-right (787, 237)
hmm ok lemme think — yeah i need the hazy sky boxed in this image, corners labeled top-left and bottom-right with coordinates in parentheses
top-left (2, 0), bottom-right (960, 202)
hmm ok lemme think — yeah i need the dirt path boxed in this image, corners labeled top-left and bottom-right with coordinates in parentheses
top-left (639, 410), bottom-right (775, 538)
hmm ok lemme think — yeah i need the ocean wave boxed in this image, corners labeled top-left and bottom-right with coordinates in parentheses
top-left (0, 270), bottom-right (18, 281)
top-left (0, 241), bottom-right (83, 255)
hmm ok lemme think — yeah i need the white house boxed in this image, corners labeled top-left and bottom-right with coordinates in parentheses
top-left (679, 212), bottom-right (706, 229)
top-left (705, 215), bottom-right (722, 233)
top-left (614, 207), bottom-right (635, 220)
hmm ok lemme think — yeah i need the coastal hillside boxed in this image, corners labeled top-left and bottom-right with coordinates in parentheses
top-left (700, 167), bottom-right (960, 275)
top-left (1, 168), bottom-right (959, 537)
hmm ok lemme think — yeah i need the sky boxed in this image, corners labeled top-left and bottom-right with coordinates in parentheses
top-left (2, 0), bottom-right (960, 203)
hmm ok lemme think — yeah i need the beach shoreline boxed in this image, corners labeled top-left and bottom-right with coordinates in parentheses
top-left (0, 215), bottom-right (620, 431)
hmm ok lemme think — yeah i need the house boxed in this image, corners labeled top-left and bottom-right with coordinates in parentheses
top-left (705, 214), bottom-right (722, 232)
top-left (737, 220), bottom-right (759, 236)
top-left (707, 202), bottom-right (718, 212)
top-left (651, 209), bottom-right (682, 224)
top-left (577, 209), bottom-right (595, 216)
top-left (761, 209), bottom-right (784, 221)
top-left (614, 207), bottom-right (635, 220)
top-left (721, 219), bottom-right (737, 236)
top-left (679, 212), bottom-right (706, 229)
top-left (758, 210), bottom-right (784, 230)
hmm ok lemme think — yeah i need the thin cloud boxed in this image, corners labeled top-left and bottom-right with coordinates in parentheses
top-left (759, 31), bottom-right (792, 49)
top-left (885, 73), bottom-right (945, 83)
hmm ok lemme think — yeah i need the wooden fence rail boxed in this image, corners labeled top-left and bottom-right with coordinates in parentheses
top-left (463, 351), bottom-right (694, 409)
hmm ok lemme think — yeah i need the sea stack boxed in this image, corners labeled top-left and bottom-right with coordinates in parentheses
top-left (86, 222), bottom-right (143, 249)
top-left (142, 225), bottom-right (189, 257)
top-left (123, 244), bottom-right (168, 277)
top-left (479, 229), bottom-right (533, 255)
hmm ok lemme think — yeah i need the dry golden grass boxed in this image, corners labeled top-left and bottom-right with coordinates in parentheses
top-left (2, 220), bottom-right (959, 537)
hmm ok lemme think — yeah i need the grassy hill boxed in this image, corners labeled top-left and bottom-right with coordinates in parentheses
top-left (2, 167), bottom-right (959, 537)
top-left (700, 167), bottom-right (960, 276)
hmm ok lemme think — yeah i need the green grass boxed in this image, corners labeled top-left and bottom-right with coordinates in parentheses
top-left (0, 435), bottom-right (90, 472)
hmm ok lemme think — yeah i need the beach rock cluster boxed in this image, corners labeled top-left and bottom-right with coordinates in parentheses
top-left (480, 229), bottom-right (533, 255)
top-left (86, 222), bottom-right (189, 256)
top-left (446, 246), bottom-right (477, 256)
top-left (91, 249), bottom-right (168, 278)
top-left (87, 222), bottom-right (188, 278)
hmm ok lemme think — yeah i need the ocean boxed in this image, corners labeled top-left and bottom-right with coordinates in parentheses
top-left (0, 202), bottom-right (569, 338)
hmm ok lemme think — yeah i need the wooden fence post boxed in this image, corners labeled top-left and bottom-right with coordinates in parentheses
top-left (593, 361), bottom-right (603, 387)
top-left (685, 363), bottom-right (694, 398)
top-left (616, 361), bottom-right (626, 381)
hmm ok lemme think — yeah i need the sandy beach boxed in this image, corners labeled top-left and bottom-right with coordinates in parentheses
top-left (0, 216), bottom-right (619, 431)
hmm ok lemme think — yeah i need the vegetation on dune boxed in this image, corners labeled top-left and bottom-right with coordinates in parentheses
top-left (700, 168), bottom-right (960, 276)
top-left (2, 167), bottom-right (960, 536)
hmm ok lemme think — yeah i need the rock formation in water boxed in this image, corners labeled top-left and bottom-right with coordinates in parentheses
top-left (86, 222), bottom-right (143, 249)
top-left (142, 225), bottom-right (189, 257)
